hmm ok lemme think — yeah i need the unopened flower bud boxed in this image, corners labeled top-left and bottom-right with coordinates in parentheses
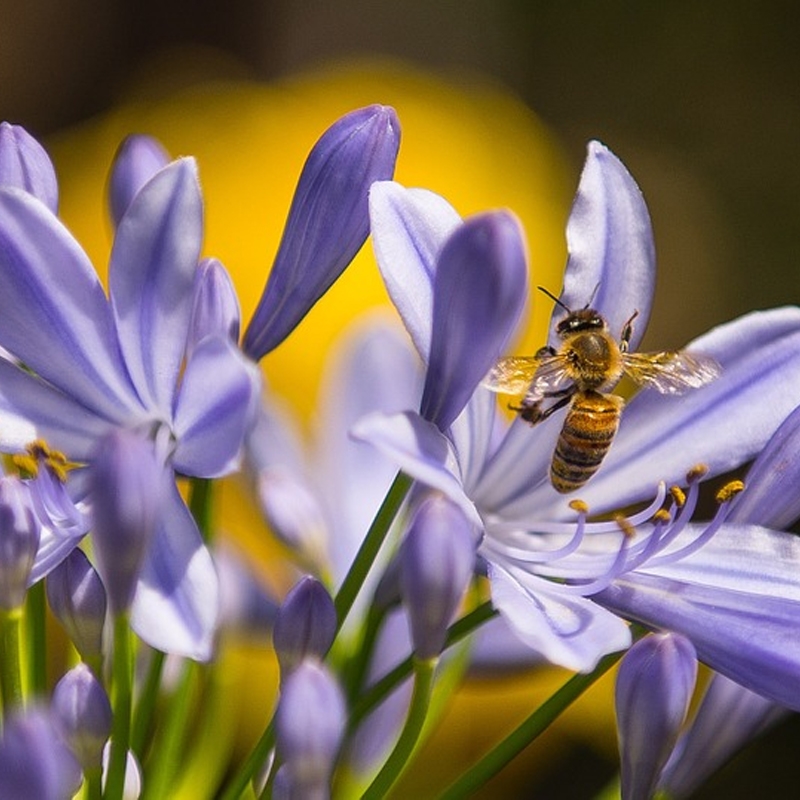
top-left (0, 476), bottom-right (40, 609)
top-left (46, 548), bottom-right (107, 662)
top-left (108, 134), bottom-right (170, 225)
top-left (273, 576), bottom-right (336, 676)
top-left (51, 664), bottom-right (112, 770)
top-left (187, 257), bottom-right (241, 356)
top-left (0, 122), bottom-right (58, 212)
top-left (89, 430), bottom-right (165, 615)
top-left (615, 632), bottom-right (697, 800)
top-left (243, 105), bottom-right (401, 360)
top-left (276, 660), bottom-right (345, 796)
top-left (401, 495), bottom-right (476, 659)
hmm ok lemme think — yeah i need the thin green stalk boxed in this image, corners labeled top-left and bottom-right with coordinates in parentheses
top-left (24, 580), bottom-right (47, 697)
top-left (349, 601), bottom-right (497, 731)
top-left (361, 657), bottom-right (437, 800)
top-left (333, 472), bottom-right (412, 632)
top-left (143, 660), bottom-right (197, 799)
top-left (439, 649), bottom-right (626, 800)
top-left (342, 603), bottom-right (387, 704)
top-left (218, 718), bottom-right (274, 800)
top-left (104, 613), bottom-right (133, 800)
top-left (0, 606), bottom-right (24, 715)
top-left (84, 765), bottom-right (103, 800)
top-left (130, 649), bottom-right (166, 760)
top-left (189, 477), bottom-right (214, 542)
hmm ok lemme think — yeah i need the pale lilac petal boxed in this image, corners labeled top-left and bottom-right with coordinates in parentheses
top-left (350, 410), bottom-right (482, 528)
top-left (368, 181), bottom-right (461, 360)
top-left (29, 525), bottom-right (86, 586)
top-left (108, 134), bottom-right (170, 226)
top-left (514, 307), bottom-right (800, 519)
top-left (659, 673), bottom-right (786, 798)
top-left (109, 158), bottom-right (203, 417)
top-left (421, 211), bottom-right (528, 430)
top-left (729, 402), bottom-right (800, 528)
top-left (554, 140), bottom-right (655, 351)
top-left (186, 257), bottom-right (241, 357)
top-left (0, 189), bottom-right (139, 420)
top-left (488, 560), bottom-right (631, 672)
top-left (0, 359), bottom-right (117, 457)
top-left (243, 106), bottom-right (401, 359)
top-left (130, 482), bottom-right (219, 661)
top-left (0, 122), bottom-right (58, 212)
top-left (172, 336), bottom-right (261, 478)
top-left (596, 573), bottom-right (800, 711)
top-left (468, 614), bottom-right (549, 673)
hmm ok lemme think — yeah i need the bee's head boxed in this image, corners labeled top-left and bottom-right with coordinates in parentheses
top-left (556, 307), bottom-right (606, 337)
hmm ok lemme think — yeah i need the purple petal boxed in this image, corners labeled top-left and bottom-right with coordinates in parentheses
top-left (615, 633), bottom-right (697, 800)
top-left (0, 189), bottom-right (140, 420)
top-left (420, 211), bottom-right (528, 430)
top-left (0, 122), bottom-right (58, 212)
top-left (186, 257), bottom-right (241, 357)
top-left (243, 105), bottom-right (401, 360)
top-left (729, 402), bottom-right (800, 528)
top-left (172, 335), bottom-right (261, 478)
top-left (130, 481), bottom-right (219, 660)
top-left (369, 181), bottom-right (462, 360)
top-left (554, 140), bottom-right (655, 351)
top-left (107, 134), bottom-right (171, 226)
top-left (109, 158), bottom-right (203, 417)
top-left (350, 410), bottom-right (482, 528)
top-left (0, 359), bottom-right (118, 457)
top-left (0, 477), bottom-right (39, 609)
top-left (488, 560), bottom-right (631, 672)
top-left (596, 572), bottom-right (800, 711)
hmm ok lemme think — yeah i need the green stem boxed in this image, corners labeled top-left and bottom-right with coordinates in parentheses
top-left (189, 478), bottom-right (214, 542)
top-left (130, 649), bottom-right (166, 761)
top-left (24, 581), bottom-right (47, 697)
top-left (0, 606), bottom-right (24, 715)
top-left (361, 657), bottom-right (437, 800)
top-left (143, 660), bottom-right (197, 799)
top-left (104, 613), bottom-right (133, 800)
top-left (333, 472), bottom-right (412, 633)
top-left (439, 649), bottom-right (625, 800)
top-left (218, 718), bottom-right (275, 800)
top-left (84, 765), bottom-right (103, 800)
top-left (349, 601), bottom-right (497, 732)
top-left (342, 603), bottom-right (387, 704)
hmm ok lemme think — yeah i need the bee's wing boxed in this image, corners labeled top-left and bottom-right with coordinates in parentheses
top-left (622, 351), bottom-right (722, 394)
top-left (482, 353), bottom-right (573, 400)
top-left (482, 356), bottom-right (541, 396)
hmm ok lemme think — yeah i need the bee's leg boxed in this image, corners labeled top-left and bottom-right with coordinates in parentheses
top-left (535, 345), bottom-right (557, 358)
top-left (620, 310), bottom-right (640, 353)
top-left (511, 388), bottom-right (574, 426)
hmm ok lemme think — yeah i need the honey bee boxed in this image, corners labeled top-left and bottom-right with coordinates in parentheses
top-left (483, 288), bottom-right (721, 494)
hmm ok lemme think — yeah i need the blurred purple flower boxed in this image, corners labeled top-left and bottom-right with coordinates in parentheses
top-left (0, 127), bottom-right (261, 659)
top-left (353, 144), bottom-right (800, 706)
top-left (0, 475), bottom-right (39, 609)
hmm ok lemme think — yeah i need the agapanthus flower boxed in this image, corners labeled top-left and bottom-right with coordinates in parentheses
top-left (353, 142), bottom-right (800, 707)
top-left (0, 125), bottom-right (261, 659)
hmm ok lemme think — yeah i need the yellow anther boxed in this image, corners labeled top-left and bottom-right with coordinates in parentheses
top-left (716, 480), bottom-right (745, 504)
top-left (11, 452), bottom-right (39, 479)
top-left (615, 514), bottom-right (636, 539)
top-left (569, 499), bottom-right (589, 515)
top-left (669, 486), bottom-right (686, 508)
top-left (686, 464), bottom-right (709, 482)
top-left (11, 439), bottom-right (78, 483)
top-left (653, 509), bottom-right (672, 524)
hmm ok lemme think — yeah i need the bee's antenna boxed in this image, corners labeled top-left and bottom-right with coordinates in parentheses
top-left (583, 282), bottom-right (601, 309)
top-left (537, 285), bottom-right (571, 313)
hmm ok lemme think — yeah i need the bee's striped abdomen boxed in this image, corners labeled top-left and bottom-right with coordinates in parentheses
top-left (550, 391), bottom-right (623, 494)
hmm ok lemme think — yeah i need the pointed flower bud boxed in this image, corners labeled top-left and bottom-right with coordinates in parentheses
top-left (243, 105), bottom-right (401, 360)
top-left (187, 257), bottom-right (241, 357)
top-left (0, 476), bottom-right (40, 609)
top-left (401, 495), bottom-right (476, 659)
top-left (420, 211), bottom-right (528, 430)
top-left (46, 548), bottom-right (107, 662)
top-left (51, 664), bottom-right (112, 770)
top-left (615, 632), bottom-right (697, 800)
top-left (273, 576), bottom-right (337, 676)
top-left (276, 660), bottom-right (346, 796)
top-left (0, 122), bottom-right (58, 212)
top-left (0, 708), bottom-right (82, 800)
top-left (89, 430), bottom-right (165, 615)
top-left (108, 133), bottom-right (170, 226)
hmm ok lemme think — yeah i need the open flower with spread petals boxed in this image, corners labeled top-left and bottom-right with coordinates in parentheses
top-left (0, 126), bottom-right (261, 659)
top-left (354, 142), bottom-right (800, 707)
